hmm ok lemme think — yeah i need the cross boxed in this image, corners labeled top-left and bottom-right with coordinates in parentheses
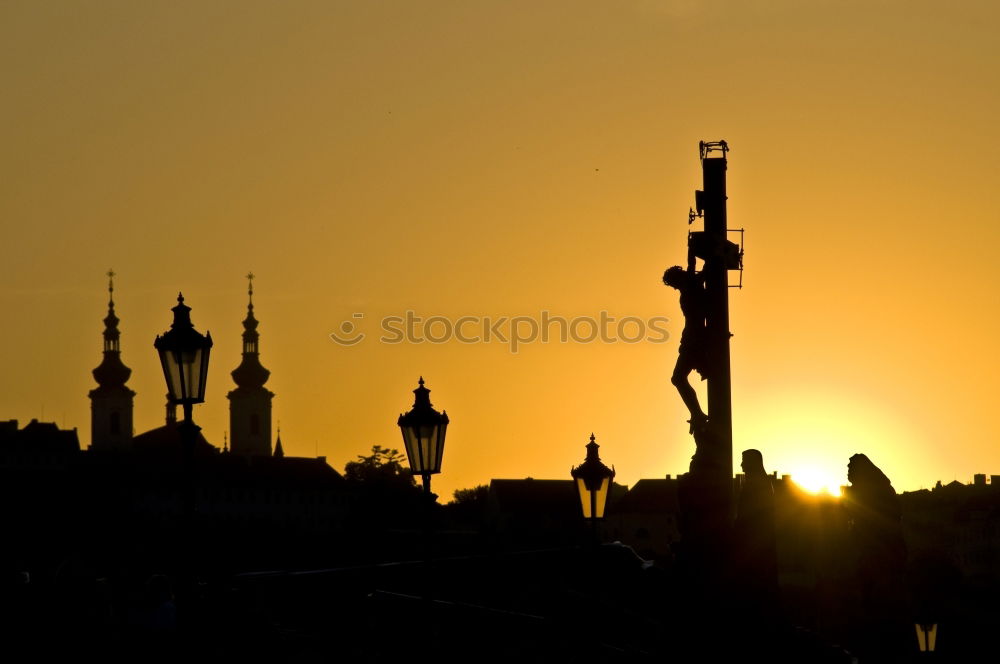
top-left (246, 271), bottom-right (255, 297)
top-left (107, 269), bottom-right (115, 295)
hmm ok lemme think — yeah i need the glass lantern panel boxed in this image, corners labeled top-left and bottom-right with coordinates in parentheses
top-left (164, 352), bottom-right (182, 401)
top-left (197, 346), bottom-right (210, 400)
top-left (401, 426), bottom-right (419, 472)
top-left (576, 477), bottom-right (593, 519)
top-left (433, 421), bottom-right (447, 472)
top-left (185, 348), bottom-right (204, 401)
top-left (593, 477), bottom-right (611, 519)
top-left (417, 423), bottom-right (439, 473)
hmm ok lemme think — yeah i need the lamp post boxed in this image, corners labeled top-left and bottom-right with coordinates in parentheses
top-left (571, 433), bottom-right (615, 544)
top-left (153, 293), bottom-right (212, 632)
top-left (398, 377), bottom-right (448, 599)
top-left (397, 377), bottom-right (449, 497)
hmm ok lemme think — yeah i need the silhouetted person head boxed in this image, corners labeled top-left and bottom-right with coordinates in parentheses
top-left (846, 452), bottom-right (902, 546)
top-left (741, 449), bottom-right (767, 477)
top-left (662, 266), bottom-right (686, 289)
top-left (847, 453), bottom-right (891, 488)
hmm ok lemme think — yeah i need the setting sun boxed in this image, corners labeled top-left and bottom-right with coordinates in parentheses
top-left (790, 466), bottom-right (843, 497)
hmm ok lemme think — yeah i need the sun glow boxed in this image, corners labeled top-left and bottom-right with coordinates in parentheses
top-left (738, 389), bottom-right (918, 501)
top-left (790, 466), bottom-right (843, 497)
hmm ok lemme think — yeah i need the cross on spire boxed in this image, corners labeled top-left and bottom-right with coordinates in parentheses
top-left (107, 269), bottom-right (116, 303)
top-left (247, 272), bottom-right (255, 305)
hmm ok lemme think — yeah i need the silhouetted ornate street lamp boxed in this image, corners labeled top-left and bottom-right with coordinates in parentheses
top-left (153, 292), bottom-right (212, 632)
top-left (154, 293), bottom-right (213, 424)
top-left (571, 434), bottom-right (615, 540)
top-left (397, 377), bottom-right (449, 497)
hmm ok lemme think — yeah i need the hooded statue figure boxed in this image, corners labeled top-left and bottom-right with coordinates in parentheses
top-left (734, 449), bottom-right (778, 615)
top-left (844, 453), bottom-right (907, 659)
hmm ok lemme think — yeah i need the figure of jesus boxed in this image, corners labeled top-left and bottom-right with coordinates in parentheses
top-left (663, 265), bottom-right (709, 430)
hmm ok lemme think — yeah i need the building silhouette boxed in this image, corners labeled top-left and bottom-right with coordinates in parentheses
top-left (606, 477), bottom-right (681, 561)
top-left (0, 418), bottom-right (80, 468)
top-left (227, 273), bottom-right (274, 457)
top-left (87, 271), bottom-right (134, 451)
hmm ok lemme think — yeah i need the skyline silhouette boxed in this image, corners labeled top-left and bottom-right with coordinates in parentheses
top-left (10, 263), bottom-right (991, 498)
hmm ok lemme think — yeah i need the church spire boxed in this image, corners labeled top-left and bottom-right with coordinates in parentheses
top-left (228, 272), bottom-right (274, 456)
top-left (104, 269), bottom-right (119, 351)
top-left (89, 269), bottom-right (135, 451)
top-left (231, 272), bottom-right (269, 388)
top-left (92, 269), bottom-right (132, 388)
top-left (245, 271), bottom-right (257, 349)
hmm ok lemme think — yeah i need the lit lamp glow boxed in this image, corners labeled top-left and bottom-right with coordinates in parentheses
top-left (915, 623), bottom-right (937, 653)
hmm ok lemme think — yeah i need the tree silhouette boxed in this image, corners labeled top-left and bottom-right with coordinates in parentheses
top-left (341, 444), bottom-right (421, 544)
top-left (452, 484), bottom-right (489, 505)
top-left (343, 445), bottom-right (415, 487)
top-left (446, 484), bottom-right (490, 528)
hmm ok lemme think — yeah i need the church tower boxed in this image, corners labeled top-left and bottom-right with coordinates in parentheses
top-left (89, 270), bottom-right (135, 451)
top-left (227, 273), bottom-right (274, 456)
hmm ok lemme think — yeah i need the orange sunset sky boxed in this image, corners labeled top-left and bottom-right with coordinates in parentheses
top-left (2, 1), bottom-right (998, 499)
